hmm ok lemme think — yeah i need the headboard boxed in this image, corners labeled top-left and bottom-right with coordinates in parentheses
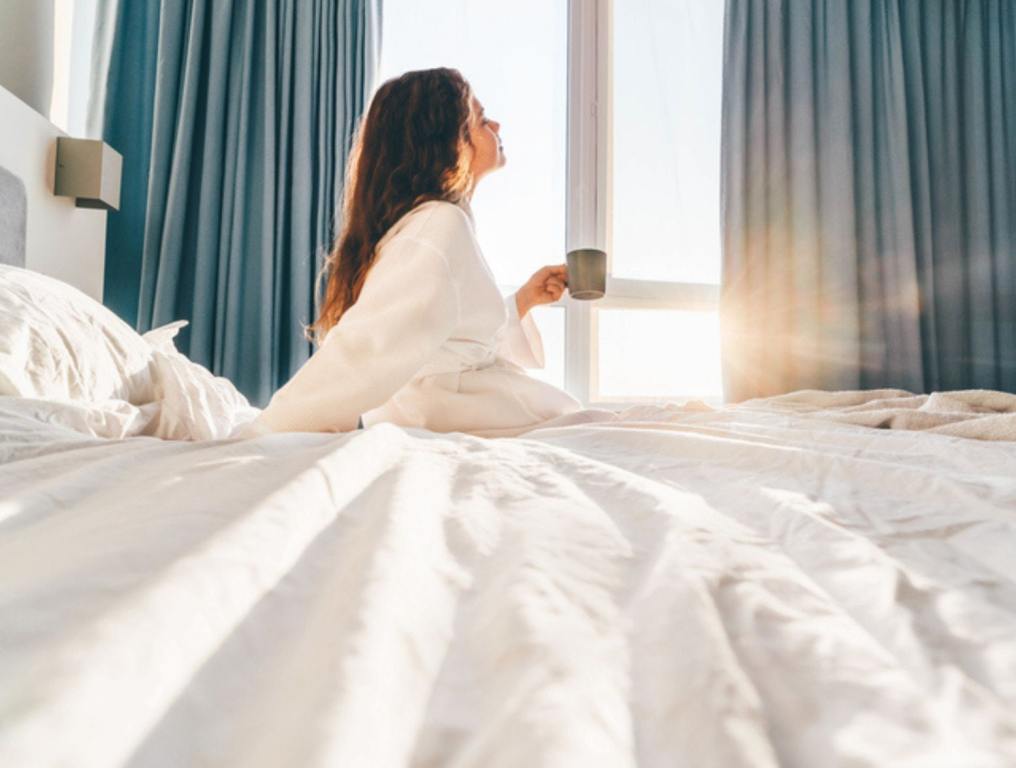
top-left (0, 165), bottom-right (26, 268)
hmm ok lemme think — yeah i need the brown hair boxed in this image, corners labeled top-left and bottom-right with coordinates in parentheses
top-left (307, 67), bottom-right (477, 344)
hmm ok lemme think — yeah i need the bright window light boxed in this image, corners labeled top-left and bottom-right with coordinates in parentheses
top-left (50, 0), bottom-right (73, 131)
top-left (611, 0), bottom-right (724, 285)
top-left (597, 308), bottom-right (722, 400)
top-left (50, 0), bottom-right (100, 136)
top-left (602, 0), bottom-right (725, 402)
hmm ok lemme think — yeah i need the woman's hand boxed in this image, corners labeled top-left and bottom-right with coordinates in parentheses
top-left (515, 264), bottom-right (568, 318)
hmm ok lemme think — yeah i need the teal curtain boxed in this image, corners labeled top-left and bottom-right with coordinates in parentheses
top-left (97, 0), bottom-right (381, 405)
top-left (95, 0), bottom-right (159, 329)
top-left (721, 0), bottom-right (1016, 401)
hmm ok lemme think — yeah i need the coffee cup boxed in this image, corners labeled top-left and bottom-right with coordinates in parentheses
top-left (566, 248), bottom-right (607, 300)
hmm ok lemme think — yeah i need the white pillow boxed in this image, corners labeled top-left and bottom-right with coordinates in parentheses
top-left (0, 266), bottom-right (257, 440)
top-left (141, 320), bottom-right (260, 440)
top-left (0, 265), bottom-right (157, 403)
top-left (0, 394), bottom-right (159, 442)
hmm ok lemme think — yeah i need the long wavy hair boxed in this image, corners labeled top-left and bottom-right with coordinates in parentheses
top-left (307, 67), bottom-right (477, 344)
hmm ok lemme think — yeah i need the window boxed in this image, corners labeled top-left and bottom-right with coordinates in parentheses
top-left (596, 308), bottom-right (721, 399)
top-left (595, 0), bottom-right (724, 404)
top-left (50, 0), bottom-right (100, 136)
top-left (611, 0), bottom-right (724, 286)
top-left (379, 0), bottom-right (725, 404)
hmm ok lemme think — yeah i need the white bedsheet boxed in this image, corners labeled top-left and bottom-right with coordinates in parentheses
top-left (1, 396), bottom-right (1015, 767)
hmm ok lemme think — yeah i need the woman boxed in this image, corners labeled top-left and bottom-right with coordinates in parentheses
top-left (249, 67), bottom-right (582, 437)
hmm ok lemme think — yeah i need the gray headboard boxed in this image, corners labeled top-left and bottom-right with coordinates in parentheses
top-left (0, 165), bottom-right (27, 268)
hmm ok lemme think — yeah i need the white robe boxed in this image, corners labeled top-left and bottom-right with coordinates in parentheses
top-left (251, 198), bottom-right (582, 437)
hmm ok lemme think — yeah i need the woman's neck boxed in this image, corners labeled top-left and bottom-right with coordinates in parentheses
top-left (456, 196), bottom-right (476, 226)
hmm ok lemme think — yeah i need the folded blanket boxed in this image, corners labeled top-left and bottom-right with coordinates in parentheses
top-left (739, 389), bottom-right (1016, 441)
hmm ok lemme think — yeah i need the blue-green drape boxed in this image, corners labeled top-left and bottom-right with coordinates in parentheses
top-left (98, 0), bottom-right (381, 405)
top-left (720, 0), bottom-right (1016, 402)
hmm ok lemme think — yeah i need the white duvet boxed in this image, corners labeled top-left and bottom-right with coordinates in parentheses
top-left (1, 393), bottom-right (1015, 767)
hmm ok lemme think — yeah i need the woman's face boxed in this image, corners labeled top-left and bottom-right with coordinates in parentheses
top-left (467, 94), bottom-right (505, 183)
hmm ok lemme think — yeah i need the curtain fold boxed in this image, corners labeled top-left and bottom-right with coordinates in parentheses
top-left (96, 0), bottom-right (381, 405)
top-left (721, 0), bottom-right (1016, 402)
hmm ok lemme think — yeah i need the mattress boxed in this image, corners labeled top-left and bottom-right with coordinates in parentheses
top-left (1, 394), bottom-right (1014, 767)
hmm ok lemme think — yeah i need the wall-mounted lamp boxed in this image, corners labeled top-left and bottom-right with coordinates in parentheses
top-left (54, 138), bottom-right (122, 211)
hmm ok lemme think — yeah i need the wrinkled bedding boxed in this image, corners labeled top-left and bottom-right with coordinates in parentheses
top-left (740, 388), bottom-right (1016, 441)
top-left (1, 394), bottom-right (1015, 767)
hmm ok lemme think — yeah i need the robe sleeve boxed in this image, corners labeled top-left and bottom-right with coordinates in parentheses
top-left (251, 237), bottom-right (460, 433)
top-left (495, 292), bottom-right (546, 369)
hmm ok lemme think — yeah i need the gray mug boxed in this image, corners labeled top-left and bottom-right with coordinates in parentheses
top-left (566, 248), bottom-right (607, 300)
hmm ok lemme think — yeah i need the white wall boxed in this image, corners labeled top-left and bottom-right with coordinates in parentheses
top-left (0, 0), bottom-right (55, 118)
top-left (0, 84), bottom-right (106, 300)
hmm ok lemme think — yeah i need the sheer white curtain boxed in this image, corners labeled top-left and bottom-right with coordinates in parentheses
top-left (48, 0), bottom-right (104, 136)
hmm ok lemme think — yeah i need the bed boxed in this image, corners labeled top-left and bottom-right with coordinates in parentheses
top-left (1, 163), bottom-right (1015, 768)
